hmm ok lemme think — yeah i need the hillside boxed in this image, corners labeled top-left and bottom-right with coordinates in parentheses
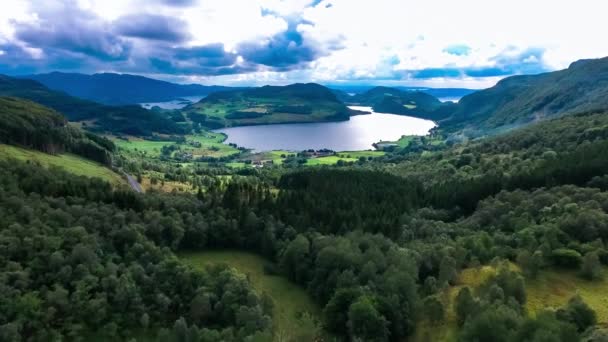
top-left (347, 86), bottom-right (448, 120)
top-left (0, 144), bottom-right (124, 185)
top-left (0, 75), bottom-right (187, 135)
top-left (182, 83), bottom-right (352, 128)
top-left (25, 72), bottom-right (235, 105)
top-left (440, 57), bottom-right (608, 136)
top-left (0, 96), bottom-right (115, 165)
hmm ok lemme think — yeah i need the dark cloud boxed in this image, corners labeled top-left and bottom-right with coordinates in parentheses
top-left (490, 47), bottom-right (547, 74)
top-left (236, 19), bottom-right (342, 69)
top-left (114, 14), bottom-right (190, 42)
top-left (147, 43), bottom-right (253, 75)
top-left (14, 3), bottom-right (130, 61)
top-left (402, 47), bottom-right (549, 79)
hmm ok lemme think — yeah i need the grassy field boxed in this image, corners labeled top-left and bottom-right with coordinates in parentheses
top-left (306, 150), bottom-right (385, 166)
top-left (414, 264), bottom-right (608, 341)
top-left (306, 155), bottom-right (357, 165)
top-left (179, 250), bottom-right (323, 341)
top-left (0, 144), bottom-right (124, 186)
top-left (377, 135), bottom-right (443, 149)
top-left (113, 132), bottom-right (240, 159)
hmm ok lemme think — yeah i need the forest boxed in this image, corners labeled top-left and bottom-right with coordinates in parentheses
top-left (2, 102), bottom-right (608, 341)
top-left (2, 57), bottom-right (608, 341)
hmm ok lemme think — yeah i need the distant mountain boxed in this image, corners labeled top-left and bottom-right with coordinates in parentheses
top-left (24, 72), bottom-right (235, 105)
top-left (345, 86), bottom-right (450, 120)
top-left (441, 57), bottom-right (608, 137)
top-left (329, 85), bottom-right (475, 100)
top-left (0, 75), bottom-right (188, 135)
top-left (397, 87), bottom-right (476, 100)
top-left (183, 83), bottom-right (352, 128)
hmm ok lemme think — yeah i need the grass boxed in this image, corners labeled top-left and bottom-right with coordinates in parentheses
top-left (526, 268), bottom-right (608, 324)
top-left (140, 175), bottom-right (193, 193)
top-left (414, 264), bottom-right (608, 342)
top-left (306, 151), bottom-right (385, 166)
top-left (225, 162), bottom-right (246, 168)
top-left (184, 95), bottom-right (347, 126)
top-left (0, 144), bottom-right (124, 186)
top-left (306, 155), bottom-right (357, 165)
top-left (179, 250), bottom-right (323, 341)
top-left (377, 135), bottom-right (443, 149)
top-left (112, 132), bottom-right (240, 160)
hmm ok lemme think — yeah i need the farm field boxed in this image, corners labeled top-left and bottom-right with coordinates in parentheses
top-left (0, 144), bottom-right (124, 186)
top-left (179, 250), bottom-right (323, 341)
top-left (112, 132), bottom-right (240, 159)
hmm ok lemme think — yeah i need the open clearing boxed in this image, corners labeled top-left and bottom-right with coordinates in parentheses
top-left (0, 144), bottom-right (124, 186)
top-left (415, 264), bottom-right (608, 342)
top-left (113, 132), bottom-right (240, 159)
top-left (179, 250), bottom-right (323, 341)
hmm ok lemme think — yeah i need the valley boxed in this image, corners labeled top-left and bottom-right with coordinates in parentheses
top-left (1, 19), bottom-right (608, 341)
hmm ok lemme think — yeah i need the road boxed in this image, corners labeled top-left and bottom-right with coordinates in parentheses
top-left (123, 172), bottom-right (143, 193)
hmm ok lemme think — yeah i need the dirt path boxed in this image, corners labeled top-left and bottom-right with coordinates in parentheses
top-left (123, 172), bottom-right (143, 193)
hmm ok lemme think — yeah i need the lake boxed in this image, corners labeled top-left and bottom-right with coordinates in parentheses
top-left (140, 95), bottom-right (205, 110)
top-left (215, 106), bottom-right (435, 152)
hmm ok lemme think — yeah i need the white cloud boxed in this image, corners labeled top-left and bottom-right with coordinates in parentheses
top-left (1, 0), bottom-right (608, 87)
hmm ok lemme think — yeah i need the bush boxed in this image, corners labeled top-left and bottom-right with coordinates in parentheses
top-left (551, 248), bottom-right (583, 268)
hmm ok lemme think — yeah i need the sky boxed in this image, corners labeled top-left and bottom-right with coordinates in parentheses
top-left (0, 0), bottom-right (607, 88)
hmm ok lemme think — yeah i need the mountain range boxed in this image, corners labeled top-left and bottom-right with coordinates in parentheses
top-left (2, 56), bottom-right (607, 139)
top-left (23, 72), bottom-right (235, 105)
top-left (0, 75), bottom-right (186, 135)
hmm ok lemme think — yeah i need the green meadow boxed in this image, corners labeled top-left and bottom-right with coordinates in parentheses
top-left (415, 264), bottom-right (608, 342)
top-left (113, 132), bottom-right (240, 159)
top-left (0, 144), bottom-right (124, 186)
top-left (179, 250), bottom-right (323, 341)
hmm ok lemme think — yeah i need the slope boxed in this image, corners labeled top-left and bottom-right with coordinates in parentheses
top-left (182, 83), bottom-right (352, 128)
top-left (0, 75), bottom-right (187, 135)
top-left (348, 86), bottom-right (448, 120)
top-left (440, 57), bottom-right (608, 136)
top-left (25, 72), bottom-right (235, 105)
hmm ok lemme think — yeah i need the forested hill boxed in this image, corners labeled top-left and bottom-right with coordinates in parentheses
top-left (348, 86), bottom-right (446, 120)
top-left (0, 75), bottom-right (188, 135)
top-left (438, 57), bottom-right (608, 137)
top-left (182, 83), bottom-right (352, 128)
top-left (0, 96), bottom-right (115, 165)
top-left (25, 72), bottom-right (235, 105)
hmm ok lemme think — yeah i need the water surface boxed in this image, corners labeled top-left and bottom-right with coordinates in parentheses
top-left (140, 95), bottom-right (205, 110)
top-left (215, 106), bottom-right (435, 152)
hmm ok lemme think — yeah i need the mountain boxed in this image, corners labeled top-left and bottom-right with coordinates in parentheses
top-left (396, 87), bottom-right (476, 100)
top-left (440, 57), bottom-right (608, 136)
top-left (0, 96), bottom-right (115, 165)
top-left (329, 85), bottom-right (475, 100)
top-left (182, 83), bottom-right (353, 128)
top-left (24, 72), bottom-right (235, 105)
top-left (0, 75), bottom-right (188, 135)
top-left (346, 86), bottom-right (448, 120)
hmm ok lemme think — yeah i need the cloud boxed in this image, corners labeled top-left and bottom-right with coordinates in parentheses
top-left (1, 0), bottom-right (607, 87)
top-left (13, 2), bottom-right (130, 61)
top-left (157, 0), bottom-right (198, 6)
top-left (147, 43), bottom-right (254, 75)
top-left (443, 44), bottom-right (471, 56)
top-left (237, 18), bottom-right (343, 69)
top-left (114, 14), bottom-right (190, 42)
